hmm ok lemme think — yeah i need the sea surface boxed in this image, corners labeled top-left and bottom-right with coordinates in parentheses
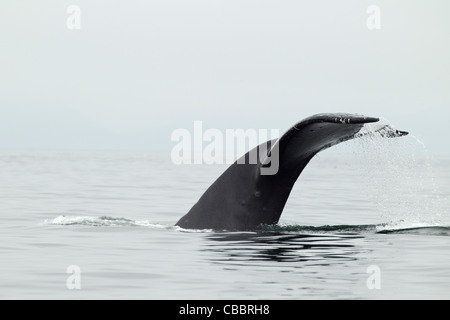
top-left (1, 135), bottom-right (449, 299)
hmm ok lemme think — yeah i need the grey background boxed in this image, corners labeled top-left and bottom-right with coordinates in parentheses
top-left (1, 0), bottom-right (449, 154)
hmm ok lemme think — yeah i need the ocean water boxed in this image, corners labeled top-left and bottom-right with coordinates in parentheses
top-left (1, 135), bottom-right (449, 300)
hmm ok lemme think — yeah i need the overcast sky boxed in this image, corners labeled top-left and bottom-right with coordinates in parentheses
top-left (1, 0), bottom-right (449, 154)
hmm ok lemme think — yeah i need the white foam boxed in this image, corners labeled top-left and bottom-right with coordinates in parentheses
top-left (44, 215), bottom-right (167, 228)
top-left (376, 220), bottom-right (442, 232)
top-left (43, 215), bottom-right (215, 232)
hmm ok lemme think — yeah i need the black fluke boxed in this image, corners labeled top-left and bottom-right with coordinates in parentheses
top-left (176, 113), bottom-right (407, 231)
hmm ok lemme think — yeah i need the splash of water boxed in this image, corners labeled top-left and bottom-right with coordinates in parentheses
top-left (354, 118), bottom-right (445, 230)
top-left (44, 215), bottom-right (213, 233)
top-left (44, 215), bottom-right (166, 228)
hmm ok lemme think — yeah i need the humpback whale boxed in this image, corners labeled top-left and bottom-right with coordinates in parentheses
top-left (176, 113), bottom-right (407, 231)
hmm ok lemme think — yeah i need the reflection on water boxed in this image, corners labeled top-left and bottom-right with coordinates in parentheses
top-left (202, 225), bottom-right (450, 271)
top-left (203, 230), bottom-right (368, 266)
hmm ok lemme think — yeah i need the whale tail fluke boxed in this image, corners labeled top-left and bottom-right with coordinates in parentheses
top-left (176, 113), bottom-right (408, 231)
